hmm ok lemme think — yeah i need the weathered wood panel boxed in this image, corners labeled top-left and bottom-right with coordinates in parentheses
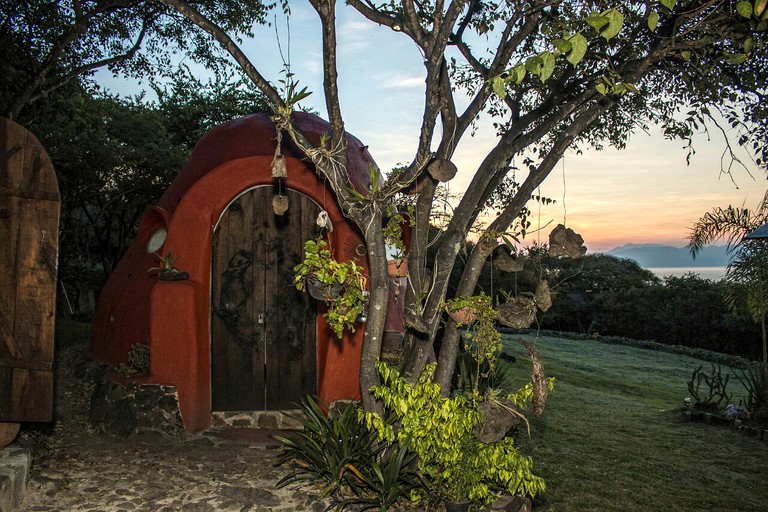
top-left (212, 186), bottom-right (318, 411)
top-left (0, 118), bottom-right (59, 423)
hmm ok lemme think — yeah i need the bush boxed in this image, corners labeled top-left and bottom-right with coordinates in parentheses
top-left (275, 396), bottom-right (420, 510)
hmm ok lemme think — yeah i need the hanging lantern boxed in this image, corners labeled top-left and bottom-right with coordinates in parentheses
top-left (272, 194), bottom-right (289, 215)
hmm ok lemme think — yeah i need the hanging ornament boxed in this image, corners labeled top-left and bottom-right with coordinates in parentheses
top-left (427, 158), bottom-right (457, 182)
top-left (271, 128), bottom-right (288, 178)
top-left (534, 280), bottom-right (552, 312)
top-left (316, 210), bottom-right (333, 234)
top-left (548, 224), bottom-right (586, 259)
top-left (497, 296), bottom-right (537, 329)
top-left (272, 194), bottom-right (289, 215)
top-left (492, 245), bottom-right (526, 273)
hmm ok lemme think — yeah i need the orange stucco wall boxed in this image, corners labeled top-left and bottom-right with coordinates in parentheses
top-left (90, 114), bottom-right (373, 432)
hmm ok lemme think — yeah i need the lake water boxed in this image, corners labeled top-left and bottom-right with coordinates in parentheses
top-left (646, 266), bottom-right (726, 281)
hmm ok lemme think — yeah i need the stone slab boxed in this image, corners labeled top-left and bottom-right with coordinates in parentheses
top-left (0, 444), bottom-right (30, 512)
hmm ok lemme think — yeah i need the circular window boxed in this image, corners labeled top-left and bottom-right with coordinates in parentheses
top-left (146, 228), bottom-right (167, 254)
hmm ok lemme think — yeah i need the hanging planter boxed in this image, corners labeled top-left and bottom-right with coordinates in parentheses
top-left (427, 158), bottom-right (458, 182)
top-left (387, 258), bottom-right (408, 277)
top-left (534, 280), bottom-right (552, 312)
top-left (497, 296), bottom-right (537, 329)
top-left (293, 239), bottom-right (367, 338)
top-left (272, 194), bottom-right (289, 215)
top-left (548, 224), bottom-right (586, 259)
top-left (447, 306), bottom-right (478, 325)
top-left (306, 277), bottom-right (342, 301)
top-left (492, 245), bottom-right (526, 272)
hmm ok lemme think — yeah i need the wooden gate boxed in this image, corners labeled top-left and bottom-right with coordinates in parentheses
top-left (211, 186), bottom-right (320, 411)
top-left (0, 118), bottom-right (59, 437)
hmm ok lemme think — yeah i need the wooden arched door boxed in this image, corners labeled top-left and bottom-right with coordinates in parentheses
top-left (211, 186), bottom-right (320, 411)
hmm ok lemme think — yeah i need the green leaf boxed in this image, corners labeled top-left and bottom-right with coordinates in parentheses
top-left (539, 52), bottom-right (556, 82)
top-left (660, 0), bottom-right (676, 10)
top-left (648, 11), bottom-right (659, 31)
top-left (680, 50), bottom-right (691, 61)
top-left (600, 9), bottom-right (624, 40)
top-left (566, 33), bottom-right (588, 66)
top-left (726, 53), bottom-right (748, 65)
top-left (525, 56), bottom-right (544, 75)
top-left (736, 0), bottom-right (753, 18)
top-left (491, 75), bottom-right (506, 99)
top-left (744, 37), bottom-right (755, 54)
top-left (595, 83), bottom-right (608, 95)
top-left (552, 38), bottom-right (572, 54)
top-left (511, 64), bottom-right (526, 84)
top-left (586, 14), bottom-right (608, 32)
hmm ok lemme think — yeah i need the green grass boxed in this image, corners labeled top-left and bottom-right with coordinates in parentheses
top-left (500, 334), bottom-right (768, 512)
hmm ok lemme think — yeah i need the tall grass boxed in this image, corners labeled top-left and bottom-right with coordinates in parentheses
top-left (501, 334), bottom-right (767, 512)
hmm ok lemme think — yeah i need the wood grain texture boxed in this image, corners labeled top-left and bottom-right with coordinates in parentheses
top-left (0, 118), bottom-right (59, 422)
top-left (212, 186), bottom-right (319, 411)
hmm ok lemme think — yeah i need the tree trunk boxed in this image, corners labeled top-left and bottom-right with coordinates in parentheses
top-left (358, 207), bottom-right (388, 415)
top-left (762, 313), bottom-right (767, 378)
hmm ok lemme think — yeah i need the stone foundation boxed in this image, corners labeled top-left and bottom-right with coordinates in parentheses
top-left (90, 378), bottom-right (184, 438)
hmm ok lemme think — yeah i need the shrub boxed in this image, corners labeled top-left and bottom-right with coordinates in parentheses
top-left (275, 396), bottom-right (420, 510)
top-left (361, 362), bottom-right (546, 508)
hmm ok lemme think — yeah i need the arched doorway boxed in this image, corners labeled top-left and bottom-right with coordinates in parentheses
top-left (211, 186), bottom-right (320, 411)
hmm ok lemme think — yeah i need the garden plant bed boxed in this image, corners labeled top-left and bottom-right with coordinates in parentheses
top-left (682, 409), bottom-right (768, 441)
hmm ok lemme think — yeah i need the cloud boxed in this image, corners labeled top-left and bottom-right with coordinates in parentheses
top-left (376, 73), bottom-right (425, 89)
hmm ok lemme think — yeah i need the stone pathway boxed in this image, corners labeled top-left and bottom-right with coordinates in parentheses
top-left (15, 344), bottom-right (334, 512)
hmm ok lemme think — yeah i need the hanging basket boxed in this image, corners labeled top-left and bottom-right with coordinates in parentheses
top-left (446, 306), bottom-right (478, 325)
top-left (306, 277), bottom-right (342, 301)
top-left (548, 224), bottom-right (586, 259)
top-left (387, 259), bottom-right (408, 277)
top-left (492, 245), bottom-right (526, 273)
top-left (427, 158), bottom-right (458, 182)
top-left (534, 280), bottom-right (552, 312)
top-left (272, 194), bottom-right (289, 215)
top-left (497, 296), bottom-right (537, 329)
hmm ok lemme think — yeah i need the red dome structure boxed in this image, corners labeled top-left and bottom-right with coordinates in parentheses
top-left (90, 113), bottom-right (379, 432)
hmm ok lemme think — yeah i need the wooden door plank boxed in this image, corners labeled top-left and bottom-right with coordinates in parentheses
top-left (0, 118), bottom-right (58, 423)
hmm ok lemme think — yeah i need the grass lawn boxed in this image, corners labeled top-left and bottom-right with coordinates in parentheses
top-left (500, 333), bottom-right (768, 512)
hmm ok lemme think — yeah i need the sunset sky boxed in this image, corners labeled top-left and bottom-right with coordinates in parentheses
top-left (98, 4), bottom-right (766, 253)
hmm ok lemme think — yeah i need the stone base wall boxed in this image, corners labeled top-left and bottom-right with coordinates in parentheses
top-left (90, 377), bottom-right (185, 438)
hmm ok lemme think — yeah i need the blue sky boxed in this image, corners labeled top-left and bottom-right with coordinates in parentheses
top-left (97, 3), bottom-right (766, 253)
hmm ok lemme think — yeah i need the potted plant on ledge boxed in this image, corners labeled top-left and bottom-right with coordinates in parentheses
top-left (294, 238), bottom-right (367, 338)
top-left (148, 250), bottom-right (189, 281)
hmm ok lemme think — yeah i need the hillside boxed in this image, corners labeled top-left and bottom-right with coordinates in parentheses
top-left (606, 243), bottom-right (730, 267)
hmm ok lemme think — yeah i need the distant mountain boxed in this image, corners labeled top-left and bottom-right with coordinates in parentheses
top-left (605, 243), bottom-right (730, 268)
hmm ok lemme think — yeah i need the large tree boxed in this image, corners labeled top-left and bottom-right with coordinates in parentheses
top-left (0, 0), bottom-right (271, 121)
top-left (7, 0), bottom-right (766, 411)
top-left (154, 0), bottom-right (767, 411)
